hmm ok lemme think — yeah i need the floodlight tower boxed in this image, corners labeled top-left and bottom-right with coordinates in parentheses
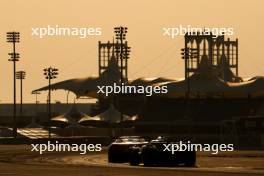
top-left (44, 67), bottom-right (58, 138)
top-left (16, 71), bottom-right (26, 116)
top-left (114, 27), bottom-right (131, 135)
top-left (7, 31), bottom-right (20, 138)
top-left (114, 26), bottom-right (131, 83)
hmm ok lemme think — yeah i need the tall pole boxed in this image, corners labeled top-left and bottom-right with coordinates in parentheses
top-left (13, 41), bottom-right (17, 138)
top-left (44, 67), bottom-right (58, 139)
top-left (7, 31), bottom-right (20, 139)
top-left (48, 77), bottom-right (51, 138)
top-left (114, 27), bottom-right (130, 135)
top-left (120, 33), bottom-right (123, 83)
top-left (16, 71), bottom-right (25, 116)
top-left (20, 78), bottom-right (22, 116)
top-left (119, 31), bottom-right (124, 132)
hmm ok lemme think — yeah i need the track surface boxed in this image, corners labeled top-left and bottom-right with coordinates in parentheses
top-left (0, 145), bottom-right (264, 176)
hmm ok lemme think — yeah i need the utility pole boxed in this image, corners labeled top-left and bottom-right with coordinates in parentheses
top-left (114, 27), bottom-right (131, 135)
top-left (16, 71), bottom-right (26, 116)
top-left (7, 31), bottom-right (20, 138)
top-left (114, 27), bottom-right (131, 83)
top-left (44, 67), bottom-right (58, 138)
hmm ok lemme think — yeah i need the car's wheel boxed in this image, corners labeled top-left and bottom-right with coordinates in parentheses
top-left (108, 149), bottom-right (119, 163)
top-left (184, 151), bottom-right (196, 167)
top-left (129, 147), bottom-right (141, 166)
top-left (142, 146), bottom-right (155, 166)
top-left (108, 150), bottom-right (115, 163)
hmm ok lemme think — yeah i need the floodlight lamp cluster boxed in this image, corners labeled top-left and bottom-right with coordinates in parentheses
top-left (114, 26), bottom-right (131, 59)
top-left (8, 53), bottom-right (20, 61)
top-left (7, 32), bottom-right (20, 62)
top-left (16, 71), bottom-right (26, 79)
top-left (114, 26), bottom-right (128, 41)
top-left (44, 67), bottom-right (58, 79)
top-left (6, 32), bottom-right (20, 43)
top-left (181, 47), bottom-right (198, 59)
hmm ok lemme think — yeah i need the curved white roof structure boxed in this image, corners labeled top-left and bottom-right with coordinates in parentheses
top-left (51, 104), bottom-right (88, 125)
top-left (33, 51), bottom-right (264, 99)
top-left (33, 56), bottom-right (122, 98)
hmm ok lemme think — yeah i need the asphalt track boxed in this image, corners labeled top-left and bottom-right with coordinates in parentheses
top-left (0, 145), bottom-right (264, 176)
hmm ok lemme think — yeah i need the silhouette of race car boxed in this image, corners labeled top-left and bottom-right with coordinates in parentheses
top-left (108, 136), bottom-right (149, 163)
top-left (128, 136), bottom-right (196, 167)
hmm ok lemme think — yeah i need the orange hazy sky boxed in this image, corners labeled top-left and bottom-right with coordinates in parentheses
top-left (0, 0), bottom-right (263, 103)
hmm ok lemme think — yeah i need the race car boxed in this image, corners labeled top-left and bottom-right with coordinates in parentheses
top-left (108, 136), bottom-right (149, 163)
top-left (128, 136), bottom-right (196, 167)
